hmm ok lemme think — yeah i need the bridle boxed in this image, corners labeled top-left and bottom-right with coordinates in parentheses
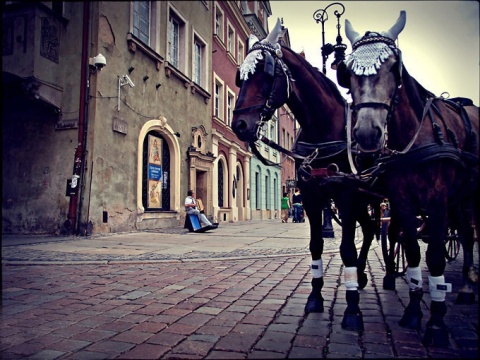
top-left (233, 41), bottom-right (294, 142)
top-left (340, 34), bottom-right (403, 149)
top-left (233, 41), bottom-right (297, 166)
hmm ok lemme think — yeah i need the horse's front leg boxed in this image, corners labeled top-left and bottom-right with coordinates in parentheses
top-left (305, 207), bottom-right (325, 313)
top-left (422, 207), bottom-right (452, 347)
top-left (398, 214), bottom-right (424, 330)
top-left (452, 205), bottom-right (477, 304)
top-left (339, 211), bottom-right (364, 331)
top-left (355, 203), bottom-right (377, 289)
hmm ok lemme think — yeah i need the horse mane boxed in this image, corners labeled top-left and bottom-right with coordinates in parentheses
top-left (402, 65), bottom-right (436, 119)
top-left (281, 45), bottom-right (346, 105)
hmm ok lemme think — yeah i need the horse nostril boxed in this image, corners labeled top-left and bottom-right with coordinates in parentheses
top-left (352, 127), bottom-right (359, 141)
top-left (234, 119), bottom-right (247, 133)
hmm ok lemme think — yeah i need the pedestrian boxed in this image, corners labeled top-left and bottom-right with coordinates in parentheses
top-left (380, 202), bottom-right (391, 241)
top-left (185, 190), bottom-right (218, 229)
top-left (281, 192), bottom-right (291, 223)
top-left (292, 188), bottom-right (303, 223)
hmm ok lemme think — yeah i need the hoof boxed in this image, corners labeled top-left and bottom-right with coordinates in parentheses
top-left (399, 309), bottom-right (422, 329)
top-left (305, 295), bottom-right (324, 313)
top-left (341, 311), bottom-right (364, 331)
top-left (423, 324), bottom-right (449, 347)
top-left (358, 273), bottom-right (368, 290)
top-left (456, 291), bottom-right (476, 304)
top-left (383, 274), bottom-right (396, 290)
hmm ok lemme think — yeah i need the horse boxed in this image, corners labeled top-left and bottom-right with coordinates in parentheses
top-left (232, 18), bottom-right (381, 331)
top-left (337, 11), bottom-right (479, 346)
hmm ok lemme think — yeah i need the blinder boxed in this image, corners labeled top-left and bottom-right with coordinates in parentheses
top-left (393, 48), bottom-right (403, 87)
top-left (264, 51), bottom-right (276, 77)
top-left (235, 69), bottom-right (242, 88)
top-left (336, 61), bottom-right (350, 89)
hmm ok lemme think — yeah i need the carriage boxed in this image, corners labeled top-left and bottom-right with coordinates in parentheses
top-left (232, 15), bottom-right (478, 347)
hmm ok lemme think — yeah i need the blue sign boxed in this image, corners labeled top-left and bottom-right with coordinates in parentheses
top-left (148, 164), bottom-right (162, 181)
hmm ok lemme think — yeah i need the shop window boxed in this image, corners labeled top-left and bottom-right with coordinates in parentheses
top-left (142, 131), bottom-right (170, 210)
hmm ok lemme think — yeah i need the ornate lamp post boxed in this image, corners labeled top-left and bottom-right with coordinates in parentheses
top-left (313, 2), bottom-right (347, 237)
top-left (313, 2), bottom-right (347, 75)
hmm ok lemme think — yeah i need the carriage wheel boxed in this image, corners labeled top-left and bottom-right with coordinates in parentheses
top-left (445, 227), bottom-right (460, 261)
top-left (381, 228), bottom-right (407, 276)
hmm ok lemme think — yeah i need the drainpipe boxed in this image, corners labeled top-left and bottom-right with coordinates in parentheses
top-left (67, 1), bottom-right (90, 235)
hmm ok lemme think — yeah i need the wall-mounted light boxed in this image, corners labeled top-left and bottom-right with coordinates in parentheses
top-left (156, 83), bottom-right (161, 89)
top-left (143, 75), bottom-right (149, 82)
top-left (128, 66), bottom-right (135, 74)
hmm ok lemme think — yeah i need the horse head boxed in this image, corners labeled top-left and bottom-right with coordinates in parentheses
top-left (338, 11), bottom-right (406, 153)
top-left (232, 18), bottom-right (293, 142)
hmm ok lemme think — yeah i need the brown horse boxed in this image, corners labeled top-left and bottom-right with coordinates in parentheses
top-left (232, 19), bottom-right (380, 331)
top-left (338, 11), bottom-right (479, 346)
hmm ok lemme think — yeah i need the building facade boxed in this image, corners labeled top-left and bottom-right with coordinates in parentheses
top-left (2, 1), bottom-right (295, 236)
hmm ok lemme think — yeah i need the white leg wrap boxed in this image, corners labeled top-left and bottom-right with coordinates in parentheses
top-left (311, 259), bottom-right (323, 278)
top-left (428, 275), bottom-right (452, 302)
top-left (406, 266), bottom-right (423, 290)
top-left (344, 267), bottom-right (358, 291)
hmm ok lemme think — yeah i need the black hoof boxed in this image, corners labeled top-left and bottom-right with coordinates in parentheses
top-left (399, 310), bottom-right (422, 329)
top-left (456, 291), bottom-right (476, 304)
top-left (358, 273), bottom-right (368, 290)
top-left (341, 311), bottom-right (364, 331)
top-left (305, 295), bottom-right (324, 313)
top-left (383, 274), bottom-right (396, 290)
top-left (423, 324), bottom-right (449, 347)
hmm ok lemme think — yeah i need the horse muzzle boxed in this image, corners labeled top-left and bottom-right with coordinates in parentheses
top-left (232, 118), bottom-right (257, 142)
top-left (352, 114), bottom-right (386, 153)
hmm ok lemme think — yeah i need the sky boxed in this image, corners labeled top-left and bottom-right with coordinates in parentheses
top-left (267, 1), bottom-right (479, 105)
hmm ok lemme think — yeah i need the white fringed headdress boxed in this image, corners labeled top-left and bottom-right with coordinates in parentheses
top-left (239, 49), bottom-right (264, 81)
top-left (346, 41), bottom-right (394, 76)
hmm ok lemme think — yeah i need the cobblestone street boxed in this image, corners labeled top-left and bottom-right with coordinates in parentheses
top-left (2, 219), bottom-right (478, 359)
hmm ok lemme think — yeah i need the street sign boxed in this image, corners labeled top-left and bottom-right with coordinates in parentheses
top-left (286, 180), bottom-right (296, 188)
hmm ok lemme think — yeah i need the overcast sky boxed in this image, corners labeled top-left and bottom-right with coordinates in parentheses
top-left (267, 1), bottom-right (479, 105)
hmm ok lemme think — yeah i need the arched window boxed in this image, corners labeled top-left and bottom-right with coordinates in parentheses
top-left (142, 131), bottom-right (170, 210)
top-left (218, 161), bottom-right (224, 207)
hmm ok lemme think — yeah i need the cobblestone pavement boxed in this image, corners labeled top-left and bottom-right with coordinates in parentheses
top-left (1, 220), bottom-right (478, 359)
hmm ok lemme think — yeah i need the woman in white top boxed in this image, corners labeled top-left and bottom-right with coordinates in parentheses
top-left (185, 190), bottom-right (217, 229)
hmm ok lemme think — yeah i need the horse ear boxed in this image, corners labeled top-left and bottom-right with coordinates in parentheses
top-left (265, 18), bottom-right (282, 45)
top-left (345, 18), bottom-right (361, 46)
top-left (382, 11), bottom-right (406, 41)
top-left (248, 34), bottom-right (259, 51)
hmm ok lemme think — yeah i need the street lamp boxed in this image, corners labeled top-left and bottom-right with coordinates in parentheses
top-left (313, 2), bottom-right (347, 75)
top-left (313, 3), bottom-right (347, 237)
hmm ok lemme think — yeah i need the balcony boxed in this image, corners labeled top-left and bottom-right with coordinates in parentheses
top-left (2, 2), bottom-right (67, 109)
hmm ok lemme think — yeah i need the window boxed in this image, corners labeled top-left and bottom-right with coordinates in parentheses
top-left (168, 15), bottom-right (179, 67)
top-left (193, 38), bottom-right (203, 85)
top-left (214, 75), bottom-right (224, 119)
top-left (214, 5), bottom-right (224, 41)
top-left (226, 90), bottom-right (234, 126)
top-left (255, 171), bottom-right (260, 209)
top-left (282, 128), bottom-right (286, 147)
top-left (133, 1), bottom-right (150, 44)
top-left (265, 175), bottom-right (269, 209)
top-left (142, 131), bottom-right (171, 210)
top-left (168, 8), bottom-right (186, 71)
top-left (238, 40), bottom-right (245, 64)
top-left (227, 24), bottom-right (235, 55)
top-left (218, 161), bottom-right (224, 207)
top-left (274, 177), bottom-right (278, 209)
